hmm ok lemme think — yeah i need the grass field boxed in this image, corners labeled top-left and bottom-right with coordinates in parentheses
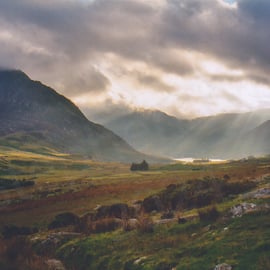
top-left (0, 146), bottom-right (270, 269)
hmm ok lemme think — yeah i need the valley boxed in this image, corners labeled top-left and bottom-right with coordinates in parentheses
top-left (0, 70), bottom-right (270, 270)
top-left (0, 146), bottom-right (270, 269)
top-left (1, 0), bottom-right (270, 268)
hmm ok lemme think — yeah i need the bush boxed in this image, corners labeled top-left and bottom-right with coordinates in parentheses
top-left (130, 160), bottom-right (149, 171)
top-left (96, 203), bottom-right (132, 219)
top-left (0, 178), bottom-right (35, 190)
top-left (256, 254), bottom-right (270, 270)
top-left (137, 215), bottom-right (154, 233)
top-left (0, 237), bottom-right (47, 270)
top-left (155, 262), bottom-right (177, 270)
top-left (91, 218), bottom-right (122, 233)
top-left (48, 212), bottom-right (80, 229)
top-left (2, 225), bottom-right (38, 239)
top-left (161, 211), bottom-right (174, 219)
top-left (142, 177), bottom-right (257, 213)
top-left (198, 206), bottom-right (219, 223)
top-left (142, 195), bottom-right (163, 213)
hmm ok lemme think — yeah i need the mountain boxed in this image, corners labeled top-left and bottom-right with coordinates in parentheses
top-left (104, 109), bottom-right (270, 159)
top-left (243, 120), bottom-right (270, 156)
top-left (104, 110), bottom-right (189, 155)
top-left (0, 70), bottom-right (164, 163)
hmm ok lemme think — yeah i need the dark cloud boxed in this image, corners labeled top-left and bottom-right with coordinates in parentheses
top-left (238, 0), bottom-right (270, 22)
top-left (160, 0), bottom-right (270, 84)
top-left (81, 98), bottom-right (134, 124)
top-left (62, 67), bottom-right (111, 96)
top-left (0, 0), bottom-right (270, 116)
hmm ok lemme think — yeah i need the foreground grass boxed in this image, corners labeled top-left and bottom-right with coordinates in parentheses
top-left (1, 147), bottom-right (270, 270)
top-left (55, 209), bottom-right (270, 270)
top-left (0, 147), bottom-right (270, 228)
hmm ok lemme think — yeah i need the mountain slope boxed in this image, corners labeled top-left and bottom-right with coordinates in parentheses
top-left (105, 110), bottom-right (189, 155)
top-left (0, 70), bottom-right (161, 162)
top-left (243, 120), bottom-right (270, 156)
top-left (104, 109), bottom-right (270, 159)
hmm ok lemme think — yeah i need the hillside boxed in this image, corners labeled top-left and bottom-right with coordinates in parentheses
top-left (104, 109), bottom-right (270, 159)
top-left (105, 110), bottom-right (189, 155)
top-left (0, 70), bottom-right (161, 163)
top-left (243, 120), bottom-right (270, 156)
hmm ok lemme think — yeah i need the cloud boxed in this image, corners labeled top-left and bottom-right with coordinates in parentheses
top-left (130, 71), bottom-right (175, 93)
top-left (80, 98), bottom-right (134, 124)
top-left (0, 0), bottom-right (270, 119)
top-left (61, 67), bottom-right (111, 96)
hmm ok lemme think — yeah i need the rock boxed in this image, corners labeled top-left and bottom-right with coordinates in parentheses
top-left (123, 218), bottom-right (139, 231)
top-left (37, 232), bottom-right (81, 256)
top-left (243, 187), bottom-right (270, 199)
top-left (134, 256), bottom-right (147, 265)
top-left (253, 188), bottom-right (270, 198)
top-left (131, 200), bottom-right (143, 215)
top-left (154, 218), bottom-right (177, 225)
top-left (46, 259), bottom-right (66, 270)
top-left (230, 203), bottom-right (257, 218)
top-left (214, 263), bottom-right (232, 270)
top-left (202, 224), bottom-right (212, 232)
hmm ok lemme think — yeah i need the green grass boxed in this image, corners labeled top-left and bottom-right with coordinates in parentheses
top-left (1, 147), bottom-right (270, 269)
top-left (56, 209), bottom-right (270, 270)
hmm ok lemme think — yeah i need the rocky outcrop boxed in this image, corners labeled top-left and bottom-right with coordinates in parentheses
top-left (214, 263), bottom-right (232, 270)
top-left (46, 259), bottom-right (66, 270)
top-left (244, 187), bottom-right (270, 199)
top-left (230, 203), bottom-right (257, 218)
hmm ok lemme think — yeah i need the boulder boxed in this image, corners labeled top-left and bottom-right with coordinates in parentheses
top-left (37, 232), bottom-right (81, 256)
top-left (123, 218), bottom-right (139, 231)
top-left (154, 218), bottom-right (177, 225)
top-left (214, 263), bottom-right (232, 270)
top-left (46, 259), bottom-right (66, 270)
top-left (230, 203), bottom-right (257, 218)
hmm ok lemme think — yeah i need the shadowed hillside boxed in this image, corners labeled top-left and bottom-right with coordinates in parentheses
top-left (0, 70), bottom-right (165, 163)
top-left (104, 109), bottom-right (270, 159)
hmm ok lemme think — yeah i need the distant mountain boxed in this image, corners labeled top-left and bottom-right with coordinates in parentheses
top-left (0, 70), bottom-right (164, 163)
top-left (105, 110), bottom-right (189, 155)
top-left (104, 109), bottom-right (270, 159)
top-left (243, 120), bottom-right (270, 156)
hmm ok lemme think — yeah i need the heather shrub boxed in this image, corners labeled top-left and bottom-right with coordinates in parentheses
top-left (198, 206), bottom-right (219, 222)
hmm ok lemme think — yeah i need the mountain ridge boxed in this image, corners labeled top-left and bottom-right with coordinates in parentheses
top-left (0, 70), bottom-right (166, 163)
top-left (104, 108), bottom-right (270, 159)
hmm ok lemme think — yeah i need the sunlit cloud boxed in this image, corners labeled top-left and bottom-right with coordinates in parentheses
top-left (217, 0), bottom-right (238, 9)
top-left (0, 0), bottom-right (270, 120)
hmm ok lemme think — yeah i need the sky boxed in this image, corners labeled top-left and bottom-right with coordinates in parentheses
top-left (1, 0), bottom-right (270, 121)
